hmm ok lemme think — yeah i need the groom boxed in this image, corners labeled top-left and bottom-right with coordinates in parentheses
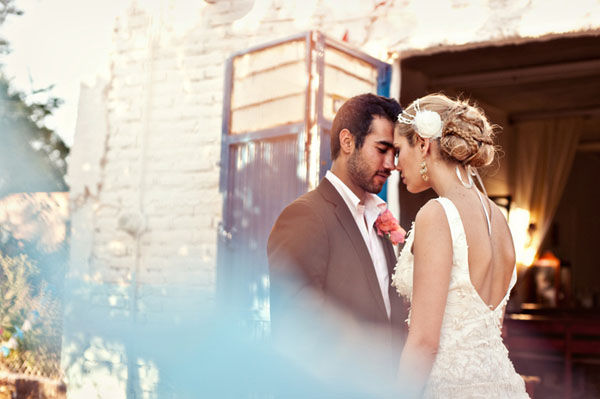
top-left (268, 93), bottom-right (407, 397)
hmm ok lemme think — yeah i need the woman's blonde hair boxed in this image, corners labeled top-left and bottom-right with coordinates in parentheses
top-left (396, 93), bottom-right (498, 168)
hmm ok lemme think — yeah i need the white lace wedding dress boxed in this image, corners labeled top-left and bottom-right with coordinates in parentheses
top-left (392, 197), bottom-right (529, 398)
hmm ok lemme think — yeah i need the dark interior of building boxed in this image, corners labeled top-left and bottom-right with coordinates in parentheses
top-left (398, 34), bottom-right (600, 398)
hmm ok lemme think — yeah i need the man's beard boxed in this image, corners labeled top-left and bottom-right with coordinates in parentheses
top-left (347, 149), bottom-right (388, 194)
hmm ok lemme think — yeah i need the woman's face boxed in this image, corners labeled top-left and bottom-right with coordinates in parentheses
top-left (394, 134), bottom-right (429, 193)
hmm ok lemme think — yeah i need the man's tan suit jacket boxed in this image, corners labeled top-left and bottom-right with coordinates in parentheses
top-left (268, 177), bottom-right (407, 393)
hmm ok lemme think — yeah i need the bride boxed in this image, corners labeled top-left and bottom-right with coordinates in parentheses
top-left (391, 94), bottom-right (529, 398)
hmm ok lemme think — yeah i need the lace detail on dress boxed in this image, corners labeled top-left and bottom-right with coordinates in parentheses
top-left (391, 197), bottom-right (529, 399)
top-left (391, 222), bottom-right (414, 302)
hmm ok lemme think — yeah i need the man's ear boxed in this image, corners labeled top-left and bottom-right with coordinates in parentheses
top-left (339, 129), bottom-right (355, 155)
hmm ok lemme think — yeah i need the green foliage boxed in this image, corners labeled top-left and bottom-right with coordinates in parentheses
top-left (0, 76), bottom-right (69, 179)
top-left (0, 1), bottom-right (65, 379)
top-left (0, 0), bottom-right (22, 23)
top-left (0, 251), bottom-right (62, 377)
top-left (0, 0), bottom-right (22, 54)
top-left (0, 0), bottom-right (69, 194)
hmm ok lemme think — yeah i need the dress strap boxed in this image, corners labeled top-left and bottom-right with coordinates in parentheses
top-left (474, 188), bottom-right (492, 236)
top-left (471, 167), bottom-right (492, 236)
top-left (433, 197), bottom-right (461, 233)
top-left (456, 166), bottom-right (492, 236)
top-left (433, 197), bottom-right (469, 267)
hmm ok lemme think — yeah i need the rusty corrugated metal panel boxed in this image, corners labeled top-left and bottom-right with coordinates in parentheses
top-left (226, 135), bottom-right (306, 338)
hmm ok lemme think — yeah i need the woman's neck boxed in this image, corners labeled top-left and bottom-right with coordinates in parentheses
top-left (429, 162), bottom-right (470, 198)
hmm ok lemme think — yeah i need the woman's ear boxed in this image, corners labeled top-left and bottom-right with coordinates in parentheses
top-left (339, 129), bottom-right (355, 155)
top-left (418, 137), bottom-right (430, 157)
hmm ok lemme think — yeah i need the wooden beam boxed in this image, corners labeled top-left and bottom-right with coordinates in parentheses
top-left (578, 141), bottom-right (600, 152)
top-left (510, 106), bottom-right (600, 123)
top-left (430, 59), bottom-right (600, 89)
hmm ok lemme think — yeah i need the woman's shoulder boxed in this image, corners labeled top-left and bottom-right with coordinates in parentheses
top-left (416, 198), bottom-right (447, 221)
top-left (415, 198), bottom-right (451, 232)
top-left (412, 199), bottom-right (454, 266)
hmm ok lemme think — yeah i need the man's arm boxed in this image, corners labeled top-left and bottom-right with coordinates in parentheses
top-left (267, 200), bottom-right (329, 335)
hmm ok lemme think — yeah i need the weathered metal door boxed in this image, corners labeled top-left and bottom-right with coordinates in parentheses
top-left (218, 31), bottom-right (391, 338)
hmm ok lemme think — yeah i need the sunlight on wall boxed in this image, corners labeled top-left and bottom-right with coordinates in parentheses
top-left (232, 0), bottom-right (270, 33)
top-left (63, 337), bottom-right (128, 399)
top-left (137, 0), bottom-right (206, 38)
top-left (0, 192), bottom-right (69, 253)
top-left (308, 124), bottom-right (321, 191)
top-left (363, 41), bottom-right (392, 64)
top-left (291, 0), bottom-right (318, 30)
top-left (518, 0), bottom-right (600, 37)
top-left (138, 358), bottom-right (160, 398)
top-left (404, 0), bottom-right (489, 48)
top-left (508, 207), bottom-right (536, 266)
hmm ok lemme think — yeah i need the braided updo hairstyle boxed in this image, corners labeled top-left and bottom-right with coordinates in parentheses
top-left (396, 94), bottom-right (497, 168)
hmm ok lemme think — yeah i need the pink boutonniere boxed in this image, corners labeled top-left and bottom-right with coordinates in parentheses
top-left (375, 209), bottom-right (406, 245)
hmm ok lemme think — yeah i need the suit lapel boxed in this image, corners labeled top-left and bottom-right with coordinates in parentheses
top-left (317, 179), bottom-right (388, 319)
top-left (380, 235), bottom-right (399, 313)
top-left (379, 234), bottom-right (407, 328)
top-left (380, 237), bottom-right (396, 278)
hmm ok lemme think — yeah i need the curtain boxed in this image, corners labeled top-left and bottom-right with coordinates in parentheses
top-left (510, 117), bottom-right (582, 265)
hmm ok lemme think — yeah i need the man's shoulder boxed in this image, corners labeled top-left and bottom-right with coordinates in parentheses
top-left (268, 188), bottom-right (331, 252)
top-left (279, 187), bottom-right (327, 218)
top-left (271, 180), bottom-right (342, 232)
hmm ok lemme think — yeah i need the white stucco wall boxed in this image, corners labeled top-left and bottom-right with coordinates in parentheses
top-left (63, 1), bottom-right (600, 397)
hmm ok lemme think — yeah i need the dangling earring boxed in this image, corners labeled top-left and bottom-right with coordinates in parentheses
top-left (456, 165), bottom-right (474, 188)
top-left (420, 160), bottom-right (429, 182)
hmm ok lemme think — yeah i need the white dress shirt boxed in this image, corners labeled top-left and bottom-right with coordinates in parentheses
top-left (325, 171), bottom-right (391, 318)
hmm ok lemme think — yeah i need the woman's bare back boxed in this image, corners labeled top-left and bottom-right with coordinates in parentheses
top-left (448, 189), bottom-right (516, 310)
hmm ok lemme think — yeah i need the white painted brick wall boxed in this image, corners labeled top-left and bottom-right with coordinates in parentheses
top-left (65, 4), bottom-right (237, 394)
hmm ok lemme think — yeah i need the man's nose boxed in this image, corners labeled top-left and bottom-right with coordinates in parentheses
top-left (383, 152), bottom-right (395, 170)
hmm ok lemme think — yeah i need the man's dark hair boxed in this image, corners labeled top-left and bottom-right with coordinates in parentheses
top-left (330, 93), bottom-right (402, 160)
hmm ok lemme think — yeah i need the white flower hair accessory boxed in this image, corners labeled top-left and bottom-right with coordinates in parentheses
top-left (397, 99), bottom-right (443, 139)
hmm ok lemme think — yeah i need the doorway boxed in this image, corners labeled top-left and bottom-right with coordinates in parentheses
top-left (397, 33), bottom-right (600, 399)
